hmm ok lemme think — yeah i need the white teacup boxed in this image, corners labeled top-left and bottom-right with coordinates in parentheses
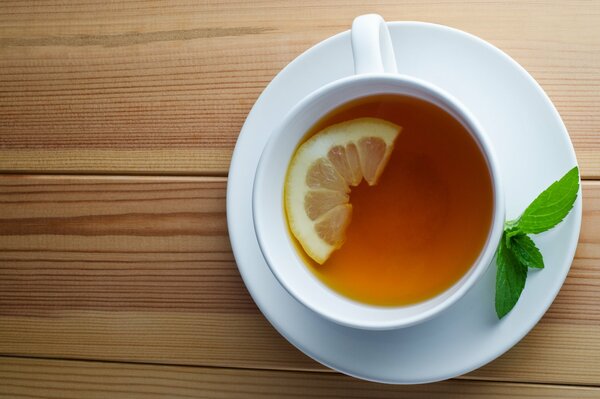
top-left (252, 14), bottom-right (505, 330)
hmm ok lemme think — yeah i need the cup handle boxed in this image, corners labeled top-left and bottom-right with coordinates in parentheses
top-left (351, 14), bottom-right (397, 75)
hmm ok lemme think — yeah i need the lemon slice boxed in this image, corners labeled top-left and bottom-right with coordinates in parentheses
top-left (285, 117), bottom-right (401, 264)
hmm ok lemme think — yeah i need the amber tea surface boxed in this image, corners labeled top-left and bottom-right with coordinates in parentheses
top-left (288, 94), bottom-right (494, 306)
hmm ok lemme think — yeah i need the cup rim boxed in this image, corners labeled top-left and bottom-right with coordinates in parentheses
top-left (252, 73), bottom-right (505, 330)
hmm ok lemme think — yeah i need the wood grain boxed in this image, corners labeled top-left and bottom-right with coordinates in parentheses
top-left (0, 175), bottom-right (599, 385)
top-left (3, 358), bottom-right (600, 399)
top-left (1, 1), bottom-right (599, 176)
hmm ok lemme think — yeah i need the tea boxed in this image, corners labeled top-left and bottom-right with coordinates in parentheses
top-left (287, 94), bottom-right (494, 306)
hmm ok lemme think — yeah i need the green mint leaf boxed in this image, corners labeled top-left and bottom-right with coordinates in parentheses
top-left (495, 233), bottom-right (528, 318)
top-left (507, 166), bottom-right (579, 237)
top-left (510, 234), bottom-right (544, 269)
top-left (496, 166), bottom-right (579, 319)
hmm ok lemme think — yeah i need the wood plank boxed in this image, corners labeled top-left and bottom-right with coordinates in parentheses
top-left (0, 1), bottom-right (598, 176)
top-left (0, 176), bottom-right (599, 385)
top-left (1, 312), bottom-right (599, 385)
top-left (1, 357), bottom-right (599, 399)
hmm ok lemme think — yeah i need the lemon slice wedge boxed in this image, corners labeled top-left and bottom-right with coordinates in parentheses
top-left (285, 117), bottom-right (401, 264)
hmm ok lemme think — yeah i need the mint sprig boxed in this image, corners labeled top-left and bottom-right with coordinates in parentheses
top-left (495, 166), bottom-right (579, 319)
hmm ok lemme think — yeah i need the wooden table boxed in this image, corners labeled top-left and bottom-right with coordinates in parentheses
top-left (1, 1), bottom-right (599, 397)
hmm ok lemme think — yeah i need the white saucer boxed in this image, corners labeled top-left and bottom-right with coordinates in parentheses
top-left (227, 22), bottom-right (582, 384)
